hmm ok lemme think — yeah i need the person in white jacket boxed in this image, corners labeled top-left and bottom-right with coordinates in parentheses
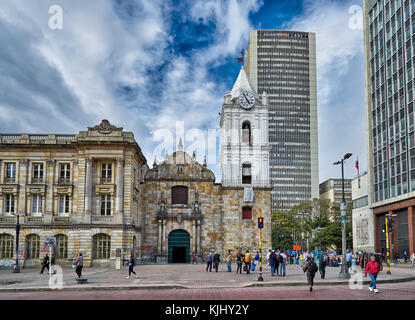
top-left (411, 253), bottom-right (415, 267)
top-left (264, 249), bottom-right (272, 269)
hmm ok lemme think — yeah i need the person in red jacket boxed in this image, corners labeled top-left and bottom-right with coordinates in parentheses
top-left (365, 255), bottom-right (380, 293)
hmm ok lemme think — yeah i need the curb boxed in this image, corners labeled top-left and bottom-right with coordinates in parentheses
top-left (0, 275), bottom-right (414, 292)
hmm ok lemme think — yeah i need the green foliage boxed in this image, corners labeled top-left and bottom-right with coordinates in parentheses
top-left (271, 198), bottom-right (353, 251)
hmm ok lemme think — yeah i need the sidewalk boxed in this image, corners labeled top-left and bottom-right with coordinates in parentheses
top-left (0, 263), bottom-right (414, 292)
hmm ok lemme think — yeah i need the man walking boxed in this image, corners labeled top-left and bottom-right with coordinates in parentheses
top-left (40, 253), bottom-right (50, 274)
top-left (346, 250), bottom-right (353, 272)
top-left (269, 250), bottom-right (276, 276)
top-left (303, 256), bottom-right (318, 291)
top-left (213, 252), bottom-right (221, 272)
top-left (126, 255), bottom-right (138, 279)
top-left (319, 253), bottom-right (328, 279)
top-left (206, 252), bottom-right (213, 272)
top-left (244, 250), bottom-right (253, 274)
top-left (75, 253), bottom-right (83, 278)
top-left (365, 255), bottom-right (380, 293)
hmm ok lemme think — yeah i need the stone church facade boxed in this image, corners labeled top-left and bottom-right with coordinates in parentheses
top-left (0, 67), bottom-right (271, 267)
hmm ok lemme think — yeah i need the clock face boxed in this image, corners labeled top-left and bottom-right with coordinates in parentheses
top-left (238, 90), bottom-right (256, 109)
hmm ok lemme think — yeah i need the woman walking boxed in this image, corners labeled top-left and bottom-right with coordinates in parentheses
top-left (236, 250), bottom-right (243, 274)
top-left (126, 255), bottom-right (138, 279)
top-left (74, 253), bottom-right (83, 278)
top-left (365, 255), bottom-right (380, 293)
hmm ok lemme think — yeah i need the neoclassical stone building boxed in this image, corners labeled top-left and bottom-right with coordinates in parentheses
top-left (0, 120), bottom-right (148, 267)
top-left (0, 67), bottom-right (272, 267)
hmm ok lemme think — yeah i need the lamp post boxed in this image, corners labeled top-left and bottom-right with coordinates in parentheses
top-left (11, 213), bottom-right (21, 273)
top-left (334, 152), bottom-right (352, 279)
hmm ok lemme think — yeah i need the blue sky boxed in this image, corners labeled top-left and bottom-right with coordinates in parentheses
top-left (0, 0), bottom-right (365, 183)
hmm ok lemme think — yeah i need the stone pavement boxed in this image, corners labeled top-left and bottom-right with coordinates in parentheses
top-left (0, 263), bottom-right (414, 292)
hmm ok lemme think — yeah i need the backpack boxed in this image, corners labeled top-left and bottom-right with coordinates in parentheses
top-left (308, 260), bottom-right (318, 273)
top-left (278, 254), bottom-right (283, 263)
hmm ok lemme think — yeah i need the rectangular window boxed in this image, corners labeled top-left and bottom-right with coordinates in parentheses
top-left (32, 195), bottom-right (42, 214)
top-left (58, 195), bottom-right (70, 214)
top-left (101, 163), bottom-right (112, 183)
top-left (5, 195), bottom-right (15, 214)
top-left (32, 163), bottom-right (44, 183)
top-left (100, 195), bottom-right (111, 216)
top-left (242, 207), bottom-right (252, 220)
top-left (60, 164), bottom-right (70, 178)
top-left (5, 163), bottom-right (16, 183)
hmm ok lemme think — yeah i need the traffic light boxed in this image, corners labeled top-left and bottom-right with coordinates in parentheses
top-left (389, 219), bottom-right (395, 232)
top-left (258, 217), bottom-right (264, 229)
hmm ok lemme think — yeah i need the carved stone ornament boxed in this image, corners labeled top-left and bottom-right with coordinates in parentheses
top-left (19, 159), bottom-right (29, 167)
top-left (116, 158), bottom-right (124, 166)
top-left (176, 213), bottom-right (183, 224)
top-left (85, 157), bottom-right (94, 165)
top-left (46, 160), bottom-right (56, 167)
top-left (73, 159), bottom-right (79, 166)
top-left (88, 119), bottom-right (123, 134)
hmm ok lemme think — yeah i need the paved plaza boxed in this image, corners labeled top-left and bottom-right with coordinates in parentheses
top-left (0, 262), bottom-right (414, 294)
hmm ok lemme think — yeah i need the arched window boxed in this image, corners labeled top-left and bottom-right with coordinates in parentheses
top-left (242, 121), bottom-right (252, 144)
top-left (55, 234), bottom-right (68, 259)
top-left (0, 234), bottom-right (13, 259)
top-left (242, 163), bottom-right (252, 184)
top-left (172, 186), bottom-right (188, 205)
top-left (93, 234), bottom-right (111, 259)
top-left (242, 207), bottom-right (252, 220)
top-left (25, 234), bottom-right (40, 259)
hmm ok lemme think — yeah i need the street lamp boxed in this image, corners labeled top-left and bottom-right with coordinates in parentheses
top-left (334, 152), bottom-right (352, 279)
top-left (11, 213), bottom-right (21, 273)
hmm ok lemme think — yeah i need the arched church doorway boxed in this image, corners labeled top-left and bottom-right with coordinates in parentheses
top-left (168, 229), bottom-right (190, 263)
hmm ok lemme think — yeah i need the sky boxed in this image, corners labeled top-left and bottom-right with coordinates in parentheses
top-left (0, 0), bottom-right (366, 183)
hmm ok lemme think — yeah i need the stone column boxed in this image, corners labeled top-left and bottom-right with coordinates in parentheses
top-left (408, 206), bottom-right (415, 254)
top-left (84, 157), bottom-right (94, 213)
top-left (157, 220), bottom-right (162, 252)
top-left (193, 220), bottom-right (197, 253)
top-left (44, 160), bottom-right (55, 223)
top-left (17, 159), bottom-right (29, 216)
top-left (196, 222), bottom-right (201, 253)
top-left (162, 221), bottom-right (166, 253)
top-left (115, 158), bottom-right (124, 213)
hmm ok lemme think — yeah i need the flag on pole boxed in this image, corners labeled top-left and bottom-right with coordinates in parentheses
top-left (355, 156), bottom-right (360, 188)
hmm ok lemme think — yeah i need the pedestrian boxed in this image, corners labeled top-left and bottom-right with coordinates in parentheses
top-left (252, 251), bottom-right (259, 271)
top-left (75, 253), bottom-right (83, 278)
top-left (365, 255), bottom-right (380, 293)
top-left (346, 250), bottom-right (353, 271)
top-left (206, 252), bottom-right (213, 272)
top-left (289, 252), bottom-right (294, 265)
top-left (264, 249), bottom-right (272, 269)
top-left (192, 252), bottom-right (198, 264)
top-left (126, 255), bottom-right (138, 279)
top-left (319, 253), bottom-right (328, 279)
top-left (269, 250), bottom-right (276, 276)
top-left (295, 251), bottom-right (299, 265)
top-left (280, 251), bottom-right (287, 276)
top-left (236, 250), bottom-right (243, 274)
top-left (213, 252), bottom-right (220, 272)
top-left (244, 250), bottom-right (253, 274)
top-left (40, 253), bottom-right (50, 274)
top-left (226, 250), bottom-right (232, 272)
top-left (274, 251), bottom-right (280, 276)
top-left (303, 256), bottom-right (318, 291)
top-left (410, 252), bottom-right (415, 267)
top-left (403, 251), bottom-right (408, 264)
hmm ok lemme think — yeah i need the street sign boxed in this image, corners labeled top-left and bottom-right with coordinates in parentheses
top-left (45, 236), bottom-right (56, 247)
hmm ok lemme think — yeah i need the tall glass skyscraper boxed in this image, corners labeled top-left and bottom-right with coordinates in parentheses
top-left (244, 30), bottom-right (319, 213)
top-left (363, 0), bottom-right (415, 256)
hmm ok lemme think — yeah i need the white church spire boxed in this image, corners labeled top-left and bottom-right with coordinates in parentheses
top-left (230, 66), bottom-right (258, 101)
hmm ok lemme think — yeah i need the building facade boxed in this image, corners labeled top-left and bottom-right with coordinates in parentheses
top-left (0, 70), bottom-right (272, 268)
top-left (0, 120), bottom-right (148, 268)
top-left (352, 172), bottom-right (375, 252)
top-left (244, 29), bottom-right (319, 213)
top-left (363, 0), bottom-right (415, 256)
top-left (319, 178), bottom-right (352, 206)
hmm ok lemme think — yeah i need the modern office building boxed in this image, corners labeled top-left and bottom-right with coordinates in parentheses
top-left (363, 0), bottom-right (415, 256)
top-left (245, 30), bottom-right (319, 213)
top-left (319, 178), bottom-right (353, 206)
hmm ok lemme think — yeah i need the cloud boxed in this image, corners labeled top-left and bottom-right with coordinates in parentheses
top-left (285, 0), bottom-right (366, 182)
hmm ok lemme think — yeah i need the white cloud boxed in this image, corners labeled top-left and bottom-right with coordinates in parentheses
top-left (286, 0), bottom-right (366, 182)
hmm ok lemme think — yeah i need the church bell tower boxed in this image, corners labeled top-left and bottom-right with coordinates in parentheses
top-left (220, 66), bottom-right (270, 187)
